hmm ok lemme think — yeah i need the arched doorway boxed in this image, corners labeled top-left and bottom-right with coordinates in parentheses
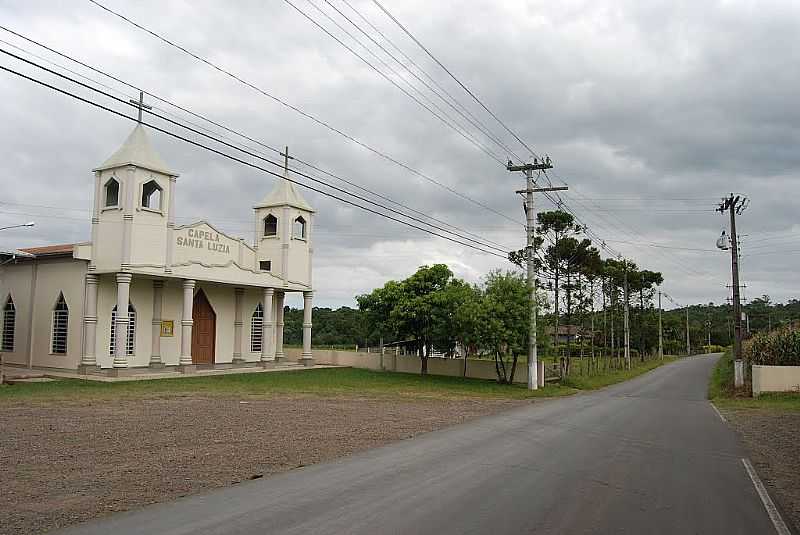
top-left (191, 289), bottom-right (216, 365)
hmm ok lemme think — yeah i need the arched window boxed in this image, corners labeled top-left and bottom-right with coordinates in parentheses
top-left (263, 214), bottom-right (278, 237)
top-left (293, 216), bottom-right (306, 239)
top-left (51, 293), bottom-right (68, 354)
top-left (250, 303), bottom-right (263, 352)
top-left (109, 303), bottom-right (136, 356)
top-left (141, 180), bottom-right (162, 210)
top-left (104, 178), bottom-right (120, 207)
top-left (2, 295), bottom-right (15, 352)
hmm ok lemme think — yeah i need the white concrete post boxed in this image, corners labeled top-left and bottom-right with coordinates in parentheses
top-left (275, 291), bottom-right (286, 362)
top-left (113, 272), bottom-right (132, 369)
top-left (179, 279), bottom-right (195, 367)
top-left (261, 288), bottom-right (275, 367)
top-left (79, 273), bottom-right (99, 372)
top-left (232, 288), bottom-right (245, 365)
top-left (299, 291), bottom-right (314, 366)
top-left (150, 280), bottom-right (164, 368)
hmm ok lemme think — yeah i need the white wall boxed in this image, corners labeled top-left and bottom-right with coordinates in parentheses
top-left (752, 365), bottom-right (800, 396)
top-left (0, 262), bottom-right (35, 365)
top-left (284, 347), bottom-right (530, 384)
top-left (29, 258), bottom-right (87, 369)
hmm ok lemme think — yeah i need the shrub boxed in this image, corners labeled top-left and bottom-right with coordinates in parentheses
top-left (744, 325), bottom-right (800, 366)
top-left (702, 344), bottom-right (726, 354)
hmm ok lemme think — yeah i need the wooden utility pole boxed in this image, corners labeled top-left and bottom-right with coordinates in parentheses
top-left (507, 158), bottom-right (564, 390)
top-left (685, 306), bottom-right (691, 356)
top-left (716, 194), bottom-right (747, 386)
top-left (658, 290), bottom-right (663, 360)
top-left (622, 258), bottom-right (631, 369)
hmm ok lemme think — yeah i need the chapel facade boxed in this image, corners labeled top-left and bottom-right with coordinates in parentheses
top-left (0, 124), bottom-right (315, 374)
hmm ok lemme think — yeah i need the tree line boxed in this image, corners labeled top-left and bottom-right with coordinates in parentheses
top-left (282, 210), bottom-right (799, 379)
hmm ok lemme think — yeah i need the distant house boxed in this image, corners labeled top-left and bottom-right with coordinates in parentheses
top-left (545, 325), bottom-right (593, 344)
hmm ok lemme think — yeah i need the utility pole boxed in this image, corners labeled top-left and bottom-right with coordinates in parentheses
top-left (507, 158), bottom-right (564, 390)
top-left (658, 290), bottom-right (663, 360)
top-left (716, 194), bottom-right (747, 386)
top-left (686, 306), bottom-right (691, 356)
top-left (622, 257), bottom-right (631, 369)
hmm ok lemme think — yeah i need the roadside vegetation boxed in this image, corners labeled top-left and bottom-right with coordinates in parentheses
top-left (709, 348), bottom-right (800, 410)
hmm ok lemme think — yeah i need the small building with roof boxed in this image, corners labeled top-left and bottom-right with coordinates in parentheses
top-left (0, 124), bottom-right (316, 374)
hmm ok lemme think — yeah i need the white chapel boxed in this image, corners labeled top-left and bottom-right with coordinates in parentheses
top-left (0, 124), bottom-right (316, 374)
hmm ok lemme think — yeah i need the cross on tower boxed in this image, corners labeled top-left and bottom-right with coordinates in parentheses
top-left (128, 90), bottom-right (153, 123)
top-left (280, 146), bottom-right (294, 178)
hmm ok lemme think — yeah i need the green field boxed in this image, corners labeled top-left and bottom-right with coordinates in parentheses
top-left (709, 349), bottom-right (800, 410)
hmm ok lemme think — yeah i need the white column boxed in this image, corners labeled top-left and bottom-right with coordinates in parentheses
top-left (179, 279), bottom-right (195, 367)
top-left (79, 273), bottom-right (99, 371)
top-left (275, 291), bottom-right (285, 362)
top-left (232, 287), bottom-right (245, 364)
top-left (261, 288), bottom-right (275, 366)
top-left (150, 280), bottom-right (164, 368)
top-left (113, 273), bottom-right (132, 369)
top-left (299, 291), bottom-right (314, 366)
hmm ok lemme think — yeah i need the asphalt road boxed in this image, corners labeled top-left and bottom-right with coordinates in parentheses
top-left (59, 355), bottom-right (780, 535)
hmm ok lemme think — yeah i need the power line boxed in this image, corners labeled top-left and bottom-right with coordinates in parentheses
top-left (0, 27), bottom-right (515, 251)
top-left (0, 61), bottom-right (510, 260)
top-left (283, 0), bottom-right (505, 164)
top-left (371, 0), bottom-right (539, 160)
top-left (84, 1), bottom-right (522, 226)
top-left (320, 0), bottom-right (525, 163)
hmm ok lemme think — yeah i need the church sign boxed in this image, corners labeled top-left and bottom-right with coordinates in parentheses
top-left (173, 222), bottom-right (240, 264)
top-left (176, 228), bottom-right (231, 254)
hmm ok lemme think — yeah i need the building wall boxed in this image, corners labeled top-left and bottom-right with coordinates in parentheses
top-left (0, 262), bottom-right (35, 365)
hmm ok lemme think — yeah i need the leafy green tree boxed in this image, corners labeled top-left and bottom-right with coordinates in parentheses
top-left (480, 270), bottom-right (530, 384)
top-left (358, 264), bottom-right (465, 375)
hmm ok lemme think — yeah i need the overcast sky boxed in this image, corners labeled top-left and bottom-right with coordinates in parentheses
top-left (1, 0), bottom-right (798, 309)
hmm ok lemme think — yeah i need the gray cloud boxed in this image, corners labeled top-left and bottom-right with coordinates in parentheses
top-left (1, 0), bottom-right (798, 308)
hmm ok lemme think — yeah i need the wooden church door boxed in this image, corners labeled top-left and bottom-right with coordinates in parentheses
top-left (191, 290), bottom-right (216, 365)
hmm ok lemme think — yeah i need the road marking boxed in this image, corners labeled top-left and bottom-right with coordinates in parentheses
top-left (709, 402), bottom-right (727, 423)
top-left (742, 458), bottom-right (791, 535)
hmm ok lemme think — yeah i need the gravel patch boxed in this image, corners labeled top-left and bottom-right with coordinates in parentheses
top-left (0, 395), bottom-right (524, 534)
top-left (724, 408), bottom-right (800, 533)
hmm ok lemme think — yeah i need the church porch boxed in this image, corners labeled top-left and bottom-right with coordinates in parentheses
top-left (77, 272), bottom-right (314, 376)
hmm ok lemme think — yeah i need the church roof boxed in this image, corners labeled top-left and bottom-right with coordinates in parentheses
top-left (93, 124), bottom-right (177, 176)
top-left (18, 244), bottom-right (74, 257)
top-left (254, 178), bottom-right (314, 212)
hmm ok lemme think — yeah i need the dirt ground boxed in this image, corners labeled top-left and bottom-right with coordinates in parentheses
top-left (0, 395), bottom-right (524, 535)
top-left (724, 408), bottom-right (800, 533)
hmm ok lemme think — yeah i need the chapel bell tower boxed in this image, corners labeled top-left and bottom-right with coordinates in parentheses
top-left (91, 124), bottom-right (178, 272)
top-left (253, 170), bottom-right (314, 287)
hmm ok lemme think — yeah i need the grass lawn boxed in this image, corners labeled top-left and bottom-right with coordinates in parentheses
top-left (560, 357), bottom-right (677, 390)
top-left (0, 352), bottom-right (681, 403)
top-left (709, 349), bottom-right (800, 410)
top-left (0, 367), bottom-right (578, 402)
